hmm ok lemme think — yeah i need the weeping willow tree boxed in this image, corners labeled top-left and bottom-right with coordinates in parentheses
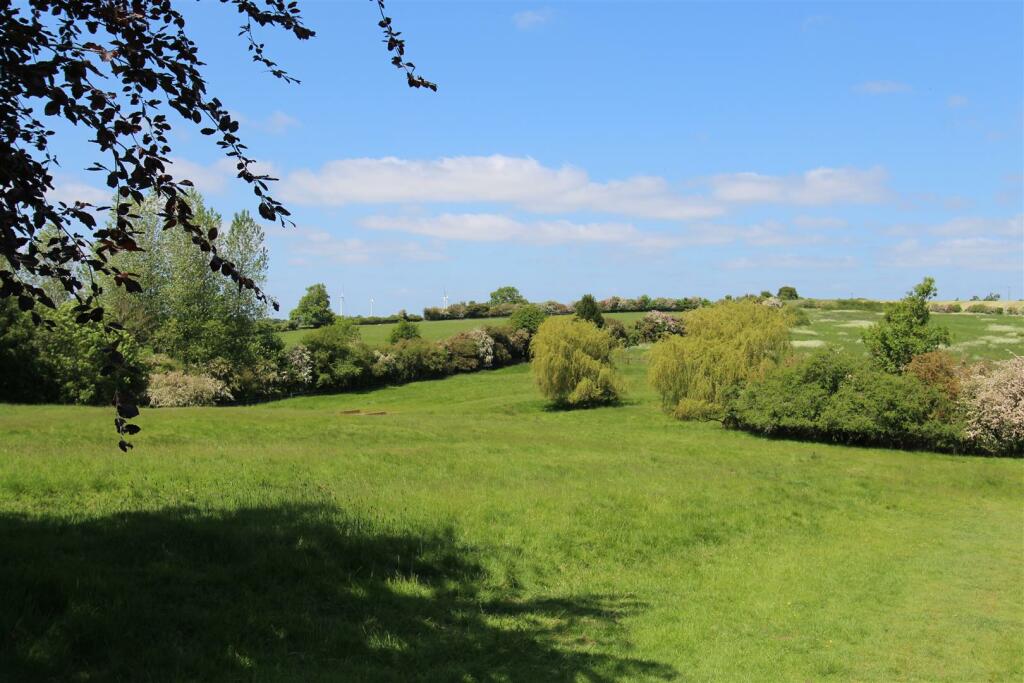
top-left (531, 316), bottom-right (622, 408)
top-left (648, 301), bottom-right (792, 419)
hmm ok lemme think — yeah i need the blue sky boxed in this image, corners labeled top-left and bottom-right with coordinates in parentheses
top-left (52, 1), bottom-right (1024, 315)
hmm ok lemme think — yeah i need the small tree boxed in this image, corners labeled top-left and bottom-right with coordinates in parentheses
top-left (531, 317), bottom-right (622, 407)
top-left (388, 319), bottom-right (421, 344)
top-left (863, 277), bottom-right (950, 373)
top-left (510, 303), bottom-right (548, 333)
top-left (777, 286), bottom-right (799, 300)
top-left (574, 294), bottom-right (605, 328)
top-left (489, 286), bottom-right (527, 306)
top-left (290, 284), bottom-right (335, 329)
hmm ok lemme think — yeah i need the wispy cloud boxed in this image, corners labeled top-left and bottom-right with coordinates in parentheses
top-left (281, 155), bottom-right (722, 221)
top-left (48, 179), bottom-right (110, 206)
top-left (271, 225), bottom-right (444, 264)
top-left (513, 9), bottom-right (552, 30)
top-left (855, 80), bottom-right (911, 95)
top-left (359, 213), bottom-right (682, 249)
top-left (710, 167), bottom-right (890, 205)
top-left (280, 155), bottom-right (894, 221)
top-left (947, 94), bottom-right (969, 108)
top-left (724, 254), bottom-right (857, 270)
top-left (882, 236), bottom-right (1023, 271)
top-left (166, 157), bottom-right (278, 195)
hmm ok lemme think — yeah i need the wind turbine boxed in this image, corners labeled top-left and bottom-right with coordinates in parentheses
top-left (339, 288), bottom-right (345, 318)
top-left (369, 296), bottom-right (374, 317)
top-left (443, 289), bottom-right (449, 310)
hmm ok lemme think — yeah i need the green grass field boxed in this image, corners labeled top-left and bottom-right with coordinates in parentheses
top-left (795, 309), bottom-right (1024, 360)
top-left (1, 346), bottom-right (1021, 681)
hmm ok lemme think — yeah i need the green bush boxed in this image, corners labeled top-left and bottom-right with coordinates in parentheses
top-left (777, 286), bottom-right (799, 301)
top-left (603, 317), bottom-right (630, 346)
top-left (509, 303), bottom-right (548, 333)
top-left (2, 302), bottom-right (148, 405)
top-left (574, 293), bottom-right (604, 328)
top-left (863, 277), bottom-right (950, 373)
top-left (301, 320), bottom-right (373, 391)
top-left (724, 347), bottom-right (965, 452)
top-left (648, 301), bottom-right (791, 413)
top-left (531, 317), bottom-right (622, 407)
top-left (388, 319), bottom-right (421, 344)
top-left (966, 303), bottom-right (989, 314)
top-left (372, 338), bottom-right (450, 383)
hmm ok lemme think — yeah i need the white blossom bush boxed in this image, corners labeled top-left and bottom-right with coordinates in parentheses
top-left (961, 357), bottom-right (1024, 455)
top-left (147, 371), bottom-right (233, 407)
top-left (467, 328), bottom-right (495, 367)
top-left (285, 344), bottom-right (314, 386)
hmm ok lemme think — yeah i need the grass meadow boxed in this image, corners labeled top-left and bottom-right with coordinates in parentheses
top-left (1, 340), bottom-right (1021, 680)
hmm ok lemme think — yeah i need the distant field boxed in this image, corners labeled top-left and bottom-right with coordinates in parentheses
top-left (1, 347), bottom-right (1020, 680)
top-left (934, 300), bottom-right (1024, 309)
top-left (794, 309), bottom-right (1024, 361)
top-left (280, 308), bottom-right (1024, 361)
top-left (279, 311), bottom-right (648, 349)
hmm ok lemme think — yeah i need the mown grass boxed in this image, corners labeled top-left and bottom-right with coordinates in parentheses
top-left (1, 349), bottom-right (1021, 681)
top-left (794, 309), bottom-right (1024, 360)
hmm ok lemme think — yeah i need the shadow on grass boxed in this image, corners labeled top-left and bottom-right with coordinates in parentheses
top-left (0, 504), bottom-right (676, 682)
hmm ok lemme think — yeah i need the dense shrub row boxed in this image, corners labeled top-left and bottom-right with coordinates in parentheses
top-left (422, 294), bottom-right (707, 321)
top-left (724, 348), bottom-right (964, 451)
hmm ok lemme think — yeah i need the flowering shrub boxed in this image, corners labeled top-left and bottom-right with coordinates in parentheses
top-left (961, 358), bottom-right (1024, 455)
top-left (444, 328), bottom-right (495, 371)
top-left (633, 311), bottom-right (684, 343)
top-left (147, 371), bottom-right (233, 407)
top-left (285, 344), bottom-right (314, 386)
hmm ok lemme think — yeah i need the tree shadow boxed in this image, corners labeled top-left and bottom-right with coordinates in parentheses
top-left (0, 504), bottom-right (676, 681)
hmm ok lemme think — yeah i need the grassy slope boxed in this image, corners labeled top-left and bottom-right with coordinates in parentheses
top-left (1, 350), bottom-right (1021, 681)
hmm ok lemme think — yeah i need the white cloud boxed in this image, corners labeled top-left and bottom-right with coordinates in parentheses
top-left (855, 80), bottom-right (911, 95)
top-left (48, 180), bottom-right (110, 206)
top-left (166, 157), bottom-right (279, 195)
top-left (280, 155), bottom-right (891, 221)
top-left (947, 95), bottom-right (969, 108)
top-left (359, 213), bottom-right (682, 249)
top-left (281, 155), bottom-right (722, 220)
top-left (513, 9), bottom-right (552, 29)
top-left (710, 167), bottom-right (890, 205)
top-left (261, 111), bottom-right (299, 134)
